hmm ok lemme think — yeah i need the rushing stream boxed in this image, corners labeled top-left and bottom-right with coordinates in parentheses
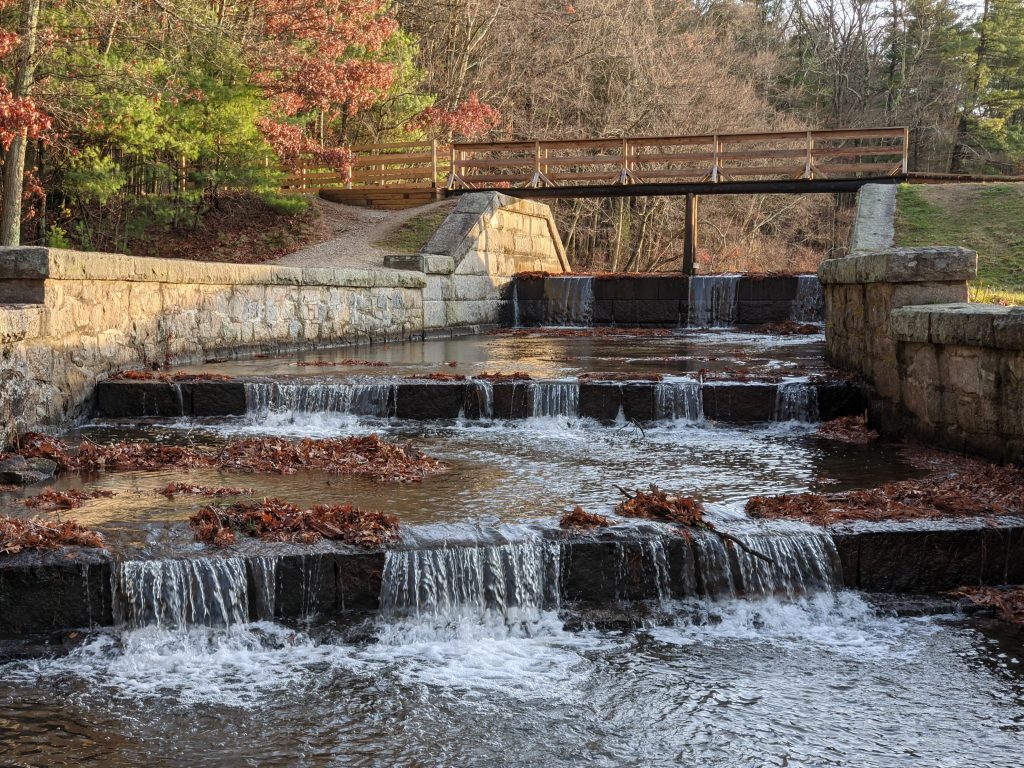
top-left (2, 330), bottom-right (1022, 766)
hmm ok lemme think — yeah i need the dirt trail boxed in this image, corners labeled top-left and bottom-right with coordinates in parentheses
top-left (272, 197), bottom-right (456, 270)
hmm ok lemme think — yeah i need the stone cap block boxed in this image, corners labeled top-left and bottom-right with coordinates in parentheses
top-left (890, 303), bottom-right (1024, 350)
top-left (0, 247), bottom-right (425, 289)
top-left (819, 246), bottom-right (977, 285)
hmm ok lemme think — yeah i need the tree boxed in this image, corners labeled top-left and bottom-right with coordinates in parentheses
top-left (0, 0), bottom-right (47, 245)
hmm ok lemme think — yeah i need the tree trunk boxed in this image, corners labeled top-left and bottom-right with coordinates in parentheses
top-left (0, 0), bottom-right (42, 246)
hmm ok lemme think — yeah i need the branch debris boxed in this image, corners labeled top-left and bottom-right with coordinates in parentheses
top-left (616, 484), bottom-right (773, 563)
top-left (189, 498), bottom-right (400, 548)
top-left (109, 370), bottom-right (232, 382)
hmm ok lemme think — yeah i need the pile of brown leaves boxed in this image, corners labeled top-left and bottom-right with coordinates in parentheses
top-left (24, 489), bottom-right (114, 510)
top-left (189, 498), bottom-right (401, 548)
top-left (615, 485), bottom-right (709, 528)
top-left (697, 368), bottom-right (787, 383)
top-left (578, 372), bottom-right (663, 383)
top-left (16, 432), bottom-right (445, 482)
top-left (216, 435), bottom-right (445, 482)
top-left (160, 483), bottom-right (256, 498)
top-left (816, 415), bottom-right (879, 444)
top-left (747, 456), bottom-right (1024, 525)
top-left (291, 359), bottom-right (390, 367)
top-left (750, 321), bottom-right (821, 336)
top-left (109, 370), bottom-right (232, 382)
top-left (949, 586), bottom-right (1024, 625)
top-left (559, 506), bottom-right (613, 531)
top-left (1, 515), bottom-right (105, 554)
top-left (405, 373), bottom-right (466, 381)
top-left (496, 328), bottom-right (675, 338)
top-left (474, 371), bottom-right (533, 382)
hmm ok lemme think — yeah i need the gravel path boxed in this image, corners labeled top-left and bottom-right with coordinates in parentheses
top-left (272, 197), bottom-right (456, 270)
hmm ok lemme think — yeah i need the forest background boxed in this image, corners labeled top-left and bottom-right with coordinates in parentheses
top-left (1, 0), bottom-right (1022, 273)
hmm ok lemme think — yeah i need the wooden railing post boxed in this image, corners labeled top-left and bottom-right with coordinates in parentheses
top-left (804, 131), bottom-right (814, 180)
top-left (431, 140), bottom-right (438, 188)
top-left (901, 127), bottom-right (909, 175)
top-left (683, 192), bottom-right (698, 275)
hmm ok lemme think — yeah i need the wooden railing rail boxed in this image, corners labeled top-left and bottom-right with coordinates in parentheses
top-left (279, 128), bottom-right (908, 192)
top-left (281, 139), bottom-right (451, 191)
top-left (447, 127), bottom-right (908, 190)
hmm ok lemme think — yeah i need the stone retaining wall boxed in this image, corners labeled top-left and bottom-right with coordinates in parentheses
top-left (822, 184), bottom-right (1024, 462)
top-left (415, 192), bottom-right (569, 329)
top-left (0, 194), bottom-right (569, 447)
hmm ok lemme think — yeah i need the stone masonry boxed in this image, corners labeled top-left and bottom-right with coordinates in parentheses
top-left (820, 183), bottom-right (1024, 463)
top-left (0, 193), bottom-right (569, 447)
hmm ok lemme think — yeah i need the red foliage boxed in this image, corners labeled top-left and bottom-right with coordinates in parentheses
top-left (24, 489), bottom-right (114, 510)
top-left (559, 505), bottom-right (612, 532)
top-left (189, 497), bottom-right (400, 548)
top-left (1, 515), bottom-right (105, 554)
top-left (411, 93), bottom-right (501, 139)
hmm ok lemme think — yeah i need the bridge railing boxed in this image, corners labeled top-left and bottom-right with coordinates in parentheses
top-left (447, 127), bottom-right (908, 189)
top-left (281, 140), bottom-right (451, 191)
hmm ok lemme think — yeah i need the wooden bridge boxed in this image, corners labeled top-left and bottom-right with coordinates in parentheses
top-left (286, 126), bottom-right (910, 205)
top-left (285, 126), bottom-right (915, 271)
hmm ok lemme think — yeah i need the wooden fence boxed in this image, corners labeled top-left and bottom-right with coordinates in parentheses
top-left (281, 128), bottom-right (908, 192)
top-left (281, 140), bottom-right (450, 191)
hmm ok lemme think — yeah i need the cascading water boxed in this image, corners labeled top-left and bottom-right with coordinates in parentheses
top-left (687, 275), bottom-right (740, 328)
top-left (511, 281), bottom-right (521, 328)
top-left (379, 540), bottom-right (561, 623)
top-left (543, 276), bottom-right (594, 326)
top-left (112, 558), bottom-right (277, 629)
top-left (528, 380), bottom-right (580, 418)
top-left (612, 528), bottom-right (841, 604)
top-left (791, 274), bottom-right (825, 322)
top-left (773, 380), bottom-right (820, 422)
top-left (654, 378), bottom-right (704, 422)
top-left (467, 379), bottom-right (494, 420)
top-left (244, 381), bottom-right (394, 417)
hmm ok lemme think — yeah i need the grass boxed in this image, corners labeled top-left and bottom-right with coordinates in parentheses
top-left (373, 208), bottom-right (452, 254)
top-left (895, 183), bottom-right (1024, 305)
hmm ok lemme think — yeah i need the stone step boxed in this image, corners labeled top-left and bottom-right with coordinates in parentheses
top-left (93, 377), bottom-right (865, 423)
top-left (3, 522), bottom-right (1022, 643)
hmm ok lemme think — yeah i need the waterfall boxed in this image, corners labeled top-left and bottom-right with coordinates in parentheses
top-left (466, 379), bottom-right (494, 420)
top-left (528, 380), bottom-right (580, 418)
top-left (543, 276), bottom-right (594, 326)
top-left (773, 380), bottom-right (820, 423)
top-left (791, 274), bottom-right (825, 322)
top-left (244, 381), bottom-right (394, 417)
top-left (687, 275), bottom-right (740, 328)
top-left (511, 280), bottom-right (521, 328)
top-left (654, 378), bottom-right (704, 422)
top-left (112, 558), bottom-right (277, 629)
top-left (379, 541), bottom-right (561, 622)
